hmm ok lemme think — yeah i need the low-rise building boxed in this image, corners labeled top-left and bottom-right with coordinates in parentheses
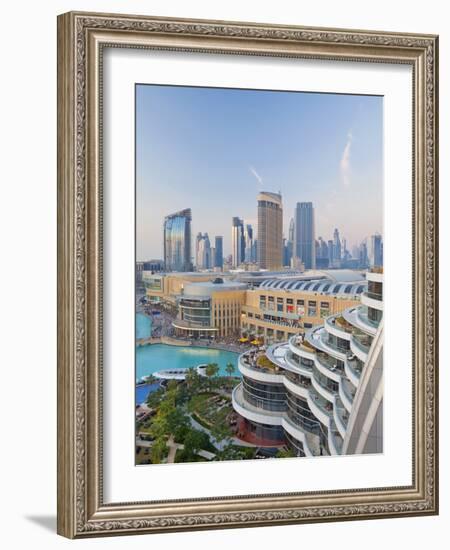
top-left (172, 278), bottom-right (247, 339)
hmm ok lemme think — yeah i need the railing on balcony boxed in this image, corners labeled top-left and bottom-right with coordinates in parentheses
top-left (329, 423), bottom-right (344, 454)
top-left (346, 353), bottom-right (363, 376)
top-left (313, 367), bottom-right (339, 396)
top-left (352, 332), bottom-right (372, 354)
top-left (286, 406), bottom-right (321, 436)
top-left (334, 396), bottom-right (349, 431)
top-left (365, 291), bottom-right (383, 301)
top-left (340, 378), bottom-right (356, 404)
top-left (309, 388), bottom-right (333, 417)
top-left (316, 352), bottom-right (344, 375)
top-left (357, 306), bottom-right (381, 330)
top-left (240, 352), bottom-right (281, 375)
top-left (329, 316), bottom-right (354, 334)
top-left (285, 370), bottom-right (311, 388)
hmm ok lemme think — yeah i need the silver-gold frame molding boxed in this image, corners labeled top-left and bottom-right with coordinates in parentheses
top-left (57, 11), bottom-right (439, 539)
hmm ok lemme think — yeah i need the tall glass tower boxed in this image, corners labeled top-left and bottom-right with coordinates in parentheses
top-left (257, 191), bottom-right (283, 270)
top-left (293, 202), bottom-right (315, 270)
top-left (163, 208), bottom-right (192, 272)
top-left (231, 217), bottom-right (245, 268)
top-left (214, 236), bottom-right (223, 268)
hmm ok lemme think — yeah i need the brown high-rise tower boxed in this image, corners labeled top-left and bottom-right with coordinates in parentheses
top-left (257, 191), bottom-right (283, 270)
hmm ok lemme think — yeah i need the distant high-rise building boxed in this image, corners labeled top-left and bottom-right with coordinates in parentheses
top-left (257, 192), bottom-right (283, 270)
top-left (315, 237), bottom-right (329, 269)
top-left (195, 232), bottom-right (203, 267)
top-left (252, 239), bottom-right (258, 264)
top-left (368, 233), bottom-right (383, 267)
top-left (359, 241), bottom-right (369, 268)
top-left (195, 232), bottom-right (211, 269)
top-left (244, 224), bottom-right (255, 263)
top-left (293, 202), bottom-right (315, 270)
top-left (288, 217), bottom-right (295, 243)
top-left (214, 236), bottom-right (223, 268)
top-left (333, 228), bottom-right (342, 265)
top-left (163, 208), bottom-right (192, 272)
top-left (231, 217), bottom-right (245, 268)
top-left (327, 239), bottom-right (334, 266)
top-left (210, 247), bottom-right (216, 269)
top-left (284, 217), bottom-right (295, 267)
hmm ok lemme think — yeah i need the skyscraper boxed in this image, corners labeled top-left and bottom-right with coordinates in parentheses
top-left (333, 228), bottom-right (342, 266)
top-left (315, 237), bottom-right (329, 269)
top-left (214, 236), bottom-right (223, 268)
top-left (257, 191), bottom-right (283, 270)
top-left (368, 233), bottom-right (383, 267)
top-left (244, 224), bottom-right (254, 263)
top-left (288, 217), bottom-right (295, 243)
top-left (231, 217), bottom-right (245, 268)
top-left (293, 202), bottom-right (315, 270)
top-left (195, 232), bottom-right (211, 269)
top-left (163, 208), bottom-right (192, 272)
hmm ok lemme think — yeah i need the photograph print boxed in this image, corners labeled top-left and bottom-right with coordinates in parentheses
top-left (135, 84), bottom-right (383, 465)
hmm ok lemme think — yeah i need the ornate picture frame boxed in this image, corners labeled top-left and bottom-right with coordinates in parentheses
top-left (57, 11), bottom-right (438, 538)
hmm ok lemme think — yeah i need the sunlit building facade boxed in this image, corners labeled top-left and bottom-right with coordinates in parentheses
top-left (257, 192), bottom-right (283, 270)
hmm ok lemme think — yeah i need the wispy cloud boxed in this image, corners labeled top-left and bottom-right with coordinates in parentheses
top-left (340, 131), bottom-right (353, 186)
top-left (249, 165), bottom-right (263, 186)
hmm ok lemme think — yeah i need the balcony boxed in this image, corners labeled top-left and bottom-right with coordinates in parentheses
top-left (342, 305), bottom-right (378, 337)
top-left (328, 424), bottom-right (344, 455)
top-left (232, 384), bottom-right (283, 426)
top-left (344, 354), bottom-right (363, 387)
top-left (307, 387), bottom-right (333, 426)
top-left (311, 367), bottom-right (337, 403)
top-left (284, 349), bottom-right (314, 377)
top-left (238, 353), bottom-right (283, 384)
top-left (281, 416), bottom-right (318, 457)
top-left (333, 396), bottom-right (349, 438)
top-left (339, 378), bottom-right (356, 413)
top-left (288, 335), bottom-right (316, 361)
top-left (350, 331), bottom-right (372, 362)
top-left (306, 327), bottom-right (348, 362)
top-left (315, 352), bottom-right (344, 383)
top-left (325, 315), bottom-right (353, 341)
top-left (361, 291), bottom-right (383, 312)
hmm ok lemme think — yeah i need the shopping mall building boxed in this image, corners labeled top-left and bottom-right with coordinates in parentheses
top-left (143, 269), bottom-right (366, 343)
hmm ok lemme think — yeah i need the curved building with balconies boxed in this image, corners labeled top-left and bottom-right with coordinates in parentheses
top-left (232, 269), bottom-right (384, 456)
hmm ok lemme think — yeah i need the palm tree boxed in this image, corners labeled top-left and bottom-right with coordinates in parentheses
top-left (205, 362), bottom-right (219, 378)
top-left (205, 363), bottom-right (219, 390)
top-left (225, 362), bottom-right (235, 377)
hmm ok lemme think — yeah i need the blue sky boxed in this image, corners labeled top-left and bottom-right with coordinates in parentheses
top-left (136, 84), bottom-right (383, 261)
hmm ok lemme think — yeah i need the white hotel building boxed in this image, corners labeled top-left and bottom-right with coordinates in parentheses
top-left (232, 269), bottom-right (383, 456)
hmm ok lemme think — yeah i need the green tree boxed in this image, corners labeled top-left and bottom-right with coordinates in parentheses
top-left (150, 436), bottom-right (167, 464)
top-left (146, 387), bottom-right (165, 409)
top-left (225, 362), bottom-right (235, 377)
top-left (166, 408), bottom-right (190, 443)
top-left (185, 367), bottom-right (202, 394)
top-left (276, 447), bottom-right (296, 459)
top-left (205, 363), bottom-right (219, 378)
top-left (205, 363), bottom-right (219, 389)
top-left (180, 429), bottom-right (211, 461)
top-left (211, 421), bottom-right (232, 446)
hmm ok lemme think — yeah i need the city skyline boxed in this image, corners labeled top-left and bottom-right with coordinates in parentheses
top-left (136, 84), bottom-right (383, 261)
